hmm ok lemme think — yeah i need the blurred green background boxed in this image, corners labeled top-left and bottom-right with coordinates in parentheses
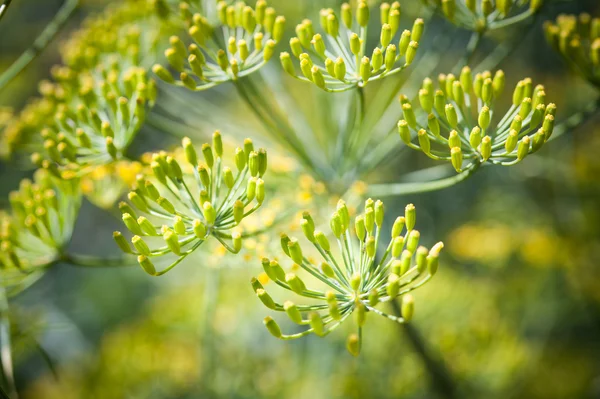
top-left (2, 0), bottom-right (600, 398)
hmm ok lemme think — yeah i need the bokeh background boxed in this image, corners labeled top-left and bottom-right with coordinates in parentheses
top-left (2, 0), bottom-right (600, 398)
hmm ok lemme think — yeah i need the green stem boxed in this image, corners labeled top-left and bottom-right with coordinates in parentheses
top-left (0, 0), bottom-right (79, 91)
top-left (0, 0), bottom-right (12, 22)
top-left (0, 286), bottom-right (17, 399)
top-left (368, 161), bottom-right (481, 197)
top-left (60, 253), bottom-right (135, 268)
top-left (390, 298), bottom-right (458, 399)
top-left (453, 31), bottom-right (482, 74)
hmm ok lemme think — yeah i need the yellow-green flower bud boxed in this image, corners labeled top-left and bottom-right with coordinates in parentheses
top-left (360, 56), bottom-right (371, 84)
top-left (389, 9), bottom-right (400, 35)
top-left (284, 301), bottom-right (303, 324)
top-left (399, 30), bottom-right (411, 56)
top-left (198, 165), bottom-right (210, 188)
top-left (369, 289), bottom-right (380, 307)
top-left (132, 235), bottom-right (151, 255)
top-left (222, 167), bottom-right (234, 189)
top-left (213, 131), bottom-right (223, 157)
top-left (405, 41), bottom-right (418, 65)
top-left (469, 126), bottom-right (482, 149)
top-left (417, 129), bottom-right (431, 154)
top-left (517, 136), bottom-right (530, 160)
top-left (280, 52), bottom-right (295, 76)
top-left (203, 202), bottom-right (216, 224)
top-left (451, 147), bottom-right (463, 172)
top-left (445, 104), bottom-right (458, 128)
top-left (372, 48), bottom-right (383, 71)
top-left (504, 129), bottom-right (518, 153)
top-left (232, 231), bottom-right (242, 253)
top-left (543, 115), bottom-right (555, 140)
top-left (387, 273), bottom-right (400, 297)
top-left (519, 97), bottom-right (532, 119)
top-left (406, 230), bottom-right (420, 253)
top-left (332, 57), bottom-right (346, 81)
top-left (287, 239), bottom-right (304, 265)
top-left (355, 215), bottom-right (366, 241)
top-left (327, 13), bottom-right (339, 37)
top-left (312, 34), bottom-right (326, 57)
top-left (193, 219), bottom-right (206, 239)
top-left (311, 66), bottom-right (326, 89)
top-left (357, 1), bottom-right (369, 27)
top-left (531, 128), bottom-right (546, 153)
top-left (315, 230), bottom-right (330, 251)
top-left (442, 0), bottom-right (455, 21)
top-left (233, 200), bottom-right (245, 224)
top-left (325, 58), bottom-right (335, 77)
top-left (167, 157), bottom-right (183, 180)
top-left (381, 24), bottom-right (392, 48)
top-left (286, 272), bottom-right (306, 294)
top-left (246, 177), bottom-right (257, 201)
top-left (480, 136), bottom-right (492, 161)
top-left (182, 137), bottom-right (197, 166)
top-left (173, 216), bottom-right (186, 235)
top-left (350, 33), bottom-right (360, 55)
top-left (374, 200), bottom-right (384, 227)
top-left (163, 230), bottom-right (181, 255)
top-left (273, 16), bottom-right (286, 42)
top-left (365, 236), bottom-right (375, 257)
top-left (309, 312), bottom-right (325, 336)
top-left (123, 213), bottom-right (143, 235)
top-left (256, 178), bottom-right (265, 204)
top-left (257, 289), bottom-right (276, 310)
top-left (398, 120), bottom-right (411, 145)
top-left (326, 291), bottom-right (342, 320)
top-left (419, 89), bottom-right (433, 113)
top-left (152, 64), bottom-right (174, 84)
top-left (384, 45), bottom-right (397, 71)
top-left (113, 231), bottom-right (132, 253)
top-left (347, 334), bottom-right (360, 356)
top-left (402, 103), bottom-right (417, 129)
top-left (512, 80), bottom-right (525, 106)
top-left (138, 255), bottom-right (156, 275)
top-left (478, 106), bottom-right (491, 130)
top-left (380, 2), bottom-right (390, 24)
top-left (416, 246), bottom-right (428, 273)
top-left (401, 294), bottom-right (414, 321)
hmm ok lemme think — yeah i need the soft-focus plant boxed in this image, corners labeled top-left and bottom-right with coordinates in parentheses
top-left (153, 0), bottom-right (284, 90)
top-left (422, 0), bottom-right (543, 32)
top-left (544, 13), bottom-right (600, 89)
top-left (0, 169), bottom-right (81, 295)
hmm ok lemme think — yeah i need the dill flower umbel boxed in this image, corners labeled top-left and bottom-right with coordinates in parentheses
top-left (397, 68), bottom-right (556, 172)
top-left (544, 13), bottom-right (600, 88)
top-left (422, 0), bottom-right (543, 32)
top-left (253, 199), bottom-right (442, 356)
top-left (280, 1), bottom-right (422, 91)
top-left (115, 132), bottom-right (269, 276)
top-left (153, 0), bottom-right (284, 90)
top-left (0, 169), bottom-right (81, 294)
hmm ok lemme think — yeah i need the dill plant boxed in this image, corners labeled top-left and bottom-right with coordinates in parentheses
top-left (0, 0), bottom-right (599, 397)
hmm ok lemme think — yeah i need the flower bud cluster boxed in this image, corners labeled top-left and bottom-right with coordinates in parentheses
top-left (115, 132), bottom-right (268, 276)
top-left (61, 1), bottom-right (160, 72)
top-left (397, 68), bottom-right (556, 172)
top-left (280, 2), bottom-right (422, 92)
top-left (253, 199), bottom-right (442, 356)
top-left (421, 0), bottom-right (543, 32)
top-left (153, 0), bottom-right (284, 90)
top-left (30, 66), bottom-right (155, 175)
top-left (0, 169), bottom-right (81, 280)
top-left (545, 14), bottom-right (600, 88)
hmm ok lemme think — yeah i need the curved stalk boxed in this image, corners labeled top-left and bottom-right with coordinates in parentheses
top-left (368, 161), bottom-right (481, 197)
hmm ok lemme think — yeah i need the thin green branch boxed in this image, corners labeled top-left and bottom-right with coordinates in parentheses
top-left (390, 298), bottom-right (458, 399)
top-left (367, 161), bottom-right (481, 197)
top-left (0, 0), bottom-right (79, 91)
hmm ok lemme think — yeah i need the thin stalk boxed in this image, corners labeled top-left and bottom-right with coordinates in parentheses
top-left (0, 0), bottom-right (80, 91)
top-left (0, 0), bottom-right (12, 22)
top-left (0, 286), bottom-right (17, 399)
top-left (368, 161), bottom-right (481, 197)
top-left (390, 298), bottom-right (458, 399)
